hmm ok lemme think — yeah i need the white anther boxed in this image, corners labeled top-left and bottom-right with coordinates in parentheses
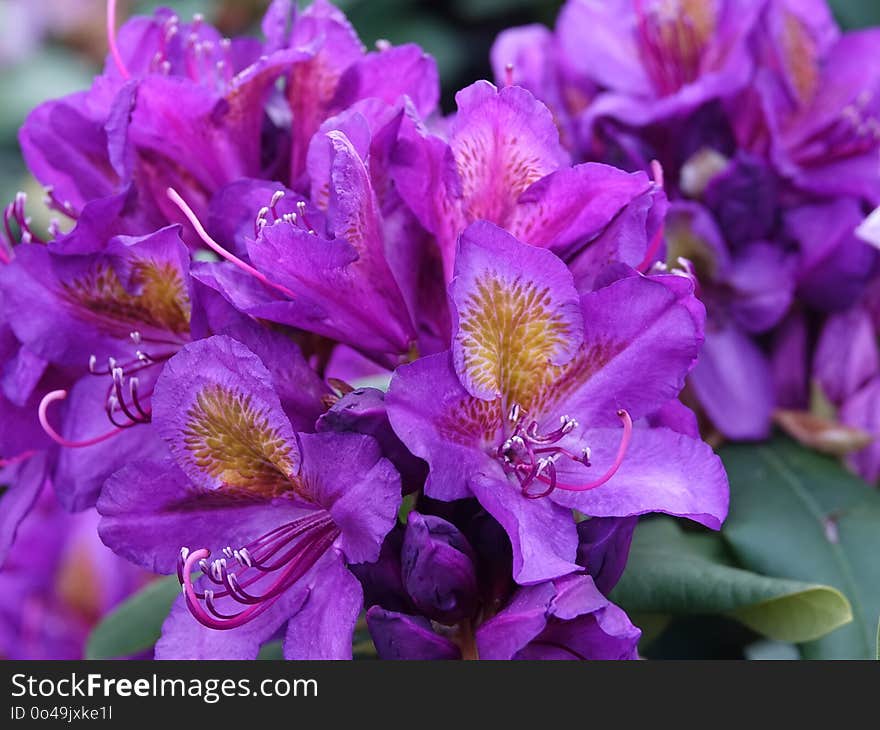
top-left (237, 548), bottom-right (254, 567)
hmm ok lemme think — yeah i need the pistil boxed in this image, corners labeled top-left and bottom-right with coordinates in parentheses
top-left (498, 405), bottom-right (633, 498)
top-left (178, 513), bottom-right (341, 630)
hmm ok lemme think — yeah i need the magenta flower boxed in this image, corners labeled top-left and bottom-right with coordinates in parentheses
top-left (386, 221), bottom-right (727, 583)
top-left (392, 79), bottom-right (667, 284)
top-left (98, 335), bottom-right (401, 659)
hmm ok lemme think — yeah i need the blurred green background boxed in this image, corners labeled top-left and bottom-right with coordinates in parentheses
top-left (0, 0), bottom-right (879, 208)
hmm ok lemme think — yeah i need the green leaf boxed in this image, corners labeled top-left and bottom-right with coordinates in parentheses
top-left (829, 0), bottom-right (880, 30)
top-left (258, 640), bottom-right (284, 660)
top-left (721, 436), bottom-right (880, 659)
top-left (85, 576), bottom-right (179, 660)
top-left (612, 518), bottom-right (852, 643)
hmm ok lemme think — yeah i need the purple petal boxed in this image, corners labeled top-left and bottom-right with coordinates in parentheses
top-left (548, 273), bottom-right (704, 428)
top-left (576, 516), bottom-right (638, 594)
top-left (152, 335), bottom-right (300, 492)
top-left (386, 351), bottom-right (501, 502)
top-left (550, 425), bottom-right (729, 530)
top-left (366, 607), bottom-right (460, 660)
top-left (98, 459), bottom-right (313, 574)
top-left (155, 586), bottom-right (306, 660)
top-left (297, 431), bottom-right (401, 565)
top-left (284, 553), bottom-right (363, 659)
top-left (689, 324), bottom-right (774, 440)
top-left (450, 221), bottom-right (584, 402)
top-left (842, 377), bottom-right (880, 482)
top-left (814, 307), bottom-right (880, 405)
top-left (470, 472), bottom-right (580, 585)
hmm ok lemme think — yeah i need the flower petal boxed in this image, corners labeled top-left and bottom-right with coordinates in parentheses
top-left (283, 553), bottom-right (363, 659)
top-left (450, 221), bottom-right (583, 403)
top-left (152, 335), bottom-right (300, 495)
top-left (550, 426), bottom-right (729, 530)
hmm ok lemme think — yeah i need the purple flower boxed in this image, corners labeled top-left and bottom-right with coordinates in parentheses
top-left (493, 0), bottom-right (762, 158)
top-left (663, 201), bottom-right (796, 439)
top-left (391, 80), bottom-right (667, 284)
top-left (184, 116), bottom-right (434, 364)
top-left (17, 0), bottom-right (439, 243)
top-left (98, 335), bottom-right (401, 659)
top-left (386, 221), bottom-right (727, 583)
top-left (1, 485), bottom-right (149, 660)
top-left (0, 225), bottom-right (192, 509)
top-left (741, 1), bottom-right (880, 204)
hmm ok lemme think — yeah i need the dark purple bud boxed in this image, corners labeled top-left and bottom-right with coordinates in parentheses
top-left (348, 526), bottom-right (413, 614)
top-left (576, 517), bottom-right (638, 594)
top-left (366, 606), bottom-right (460, 660)
top-left (401, 512), bottom-right (478, 624)
top-left (316, 387), bottom-right (427, 493)
top-left (702, 152), bottom-right (778, 249)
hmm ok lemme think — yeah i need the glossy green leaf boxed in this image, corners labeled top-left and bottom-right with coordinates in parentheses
top-left (721, 437), bottom-right (880, 658)
top-left (829, 0), bottom-right (880, 29)
top-left (85, 576), bottom-right (179, 660)
top-left (612, 518), bottom-right (852, 643)
top-left (258, 640), bottom-right (284, 660)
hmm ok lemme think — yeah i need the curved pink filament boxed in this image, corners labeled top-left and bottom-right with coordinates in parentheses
top-left (38, 390), bottom-right (125, 448)
top-left (166, 188), bottom-right (297, 300)
top-left (650, 158), bottom-right (665, 189)
top-left (543, 409), bottom-right (633, 492)
top-left (107, 0), bottom-right (131, 80)
top-left (182, 532), bottom-right (335, 630)
top-left (0, 450), bottom-right (37, 468)
top-left (637, 224), bottom-right (665, 273)
top-left (637, 159), bottom-right (665, 273)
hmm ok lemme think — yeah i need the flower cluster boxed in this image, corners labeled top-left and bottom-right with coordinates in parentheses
top-left (41, 0), bottom-right (880, 660)
top-left (494, 0), bottom-right (880, 442)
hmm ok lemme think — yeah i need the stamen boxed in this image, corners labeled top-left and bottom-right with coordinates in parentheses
top-left (637, 160), bottom-right (666, 272)
top-left (545, 410), bottom-right (633, 492)
top-left (4, 193), bottom-right (47, 247)
top-left (179, 516), bottom-right (339, 630)
top-left (107, 0), bottom-right (131, 80)
top-left (44, 187), bottom-right (78, 220)
top-left (166, 188), bottom-right (298, 300)
top-left (504, 63), bottom-right (514, 87)
top-left (38, 390), bottom-right (125, 448)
